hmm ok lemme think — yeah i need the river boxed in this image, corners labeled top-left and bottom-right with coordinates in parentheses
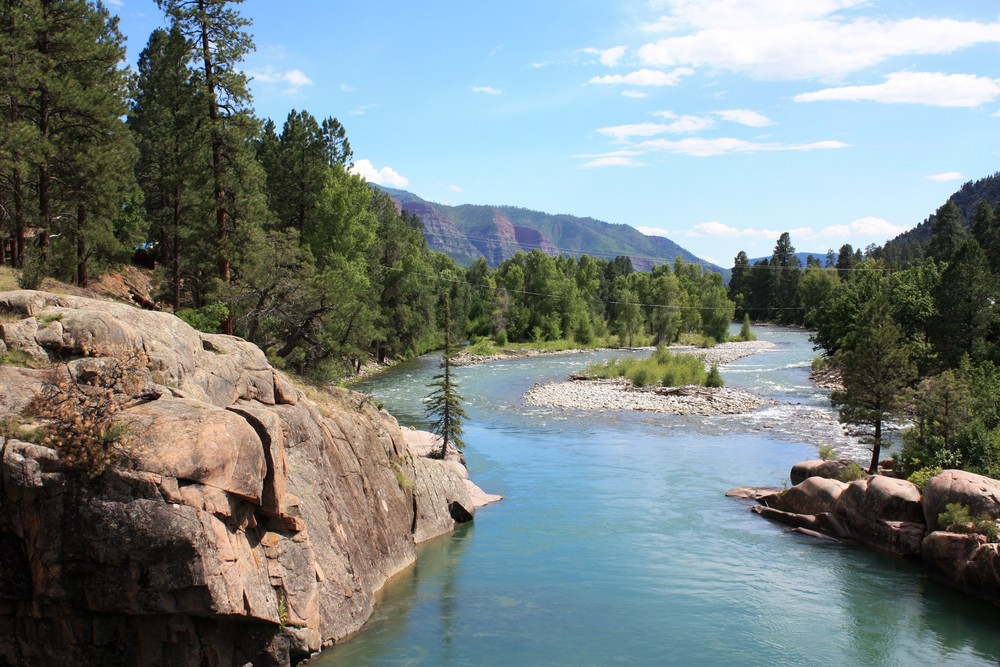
top-left (313, 326), bottom-right (1000, 666)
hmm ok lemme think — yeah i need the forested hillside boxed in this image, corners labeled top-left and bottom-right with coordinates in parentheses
top-left (0, 0), bottom-right (741, 381)
top-left (728, 183), bottom-right (1000, 478)
top-left (882, 173), bottom-right (1000, 264)
top-left (376, 186), bottom-right (720, 273)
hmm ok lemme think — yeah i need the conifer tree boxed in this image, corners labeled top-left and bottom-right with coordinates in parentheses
top-left (130, 26), bottom-right (209, 310)
top-left (833, 293), bottom-right (916, 474)
top-left (426, 293), bottom-right (467, 458)
top-left (156, 0), bottom-right (255, 330)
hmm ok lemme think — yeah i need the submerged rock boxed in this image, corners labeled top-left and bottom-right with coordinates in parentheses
top-left (0, 290), bottom-right (499, 666)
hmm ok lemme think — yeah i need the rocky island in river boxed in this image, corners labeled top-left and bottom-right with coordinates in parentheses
top-left (524, 340), bottom-right (777, 416)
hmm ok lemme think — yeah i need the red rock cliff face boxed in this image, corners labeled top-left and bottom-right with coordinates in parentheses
top-left (0, 291), bottom-right (482, 666)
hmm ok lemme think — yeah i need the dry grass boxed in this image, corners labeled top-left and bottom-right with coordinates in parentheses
top-left (0, 267), bottom-right (17, 291)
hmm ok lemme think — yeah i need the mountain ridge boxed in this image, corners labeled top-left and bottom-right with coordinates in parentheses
top-left (374, 185), bottom-right (726, 274)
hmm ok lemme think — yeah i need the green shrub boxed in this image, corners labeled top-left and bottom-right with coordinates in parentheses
top-left (737, 314), bottom-right (756, 342)
top-left (838, 462), bottom-right (866, 482)
top-left (582, 348), bottom-right (715, 388)
top-left (469, 338), bottom-right (496, 356)
top-left (16, 250), bottom-right (45, 290)
top-left (705, 362), bottom-right (724, 388)
top-left (906, 466), bottom-right (942, 491)
top-left (811, 356), bottom-right (827, 372)
top-left (495, 330), bottom-right (508, 347)
top-left (818, 444), bottom-right (837, 461)
top-left (177, 302), bottom-right (229, 333)
top-left (938, 502), bottom-right (1000, 540)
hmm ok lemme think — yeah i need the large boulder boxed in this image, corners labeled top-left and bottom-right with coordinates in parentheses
top-left (922, 470), bottom-right (1000, 532)
top-left (790, 459), bottom-right (855, 486)
top-left (766, 476), bottom-right (849, 516)
top-left (0, 290), bottom-right (497, 666)
top-left (922, 531), bottom-right (1000, 606)
top-left (835, 476), bottom-right (925, 556)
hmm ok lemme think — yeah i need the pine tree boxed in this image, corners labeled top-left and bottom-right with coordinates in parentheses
top-left (265, 109), bottom-right (327, 234)
top-left (426, 294), bottom-right (467, 458)
top-left (931, 239), bottom-right (996, 367)
top-left (157, 0), bottom-right (255, 330)
top-left (130, 26), bottom-right (210, 310)
top-left (926, 201), bottom-right (966, 264)
top-left (1, 0), bottom-right (135, 277)
top-left (833, 293), bottom-right (916, 473)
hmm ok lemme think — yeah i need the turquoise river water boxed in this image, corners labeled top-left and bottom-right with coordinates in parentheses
top-left (314, 326), bottom-right (1000, 666)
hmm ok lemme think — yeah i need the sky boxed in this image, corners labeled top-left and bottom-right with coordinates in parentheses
top-left (109, 0), bottom-right (1000, 267)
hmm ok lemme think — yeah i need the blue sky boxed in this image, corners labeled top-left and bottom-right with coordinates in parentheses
top-left (110, 0), bottom-right (1000, 267)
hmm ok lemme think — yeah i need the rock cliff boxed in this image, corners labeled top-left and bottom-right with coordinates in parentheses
top-left (0, 290), bottom-right (498, 666)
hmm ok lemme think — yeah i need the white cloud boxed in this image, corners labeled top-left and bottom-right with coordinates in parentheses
top-left (685, 221), bottom-right (814, 240)
top-left (651, 110), bottom-right (716, 133)
top-left (472, 85), bottom-right (503, 95)
top-left (447, 184), bottom-right (464, 193)
top-left (925, 172), bottom-right (964, 182)
top-left (712, 109), bottom-right (774, 127)
top-left (818, 216), bottom-right (906, 239)
top-left (598, 123), bottom-right (672, 142)
top-left (350, 104), bottom-right (377, 116)
top-left (622, 90), bottom-right (648, 98)
top-left (349, 159), bottom-right (409, 188)
top-left (583, 46), bottom-right (628, 67)
top-left (637, 136), bottom-right (848, 157)
top-left (794, 71), bottom-right (1000, 107)
top-left (588, 67), bottom-right (693, 87)
top-left (634, 225), bottom-right (675, 237)
top-left (250, 66), bottom-right (314, 89)
top-left (581, 156), bottom-right (650, 169)
top-left (691, 221), bottom-right (740, 236)
top-left (635, 1), bottom-right (1000, 81)
top-left (105, 0), bottom-right (123, 6)
top-left (340, 83), bottom-right (355, 93)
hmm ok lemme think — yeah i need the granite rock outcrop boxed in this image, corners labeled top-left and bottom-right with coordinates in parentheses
top-left (0, 290), bottom-right (498, 666)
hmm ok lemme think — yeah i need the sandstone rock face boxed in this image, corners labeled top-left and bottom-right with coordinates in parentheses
top-left (0, 290), bottom-right (493, 666)
top-left (922, 469), bottom-right (1000, 532)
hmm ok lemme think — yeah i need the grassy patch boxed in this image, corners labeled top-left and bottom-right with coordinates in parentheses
top-left (582, 347), bottom-right (721, 388)
top-left (0, 267), bottom-right (17, 291)
top-left (0, 348), bottom-right (46, 368)
top-left (678, 333), bottom-right (717, 348)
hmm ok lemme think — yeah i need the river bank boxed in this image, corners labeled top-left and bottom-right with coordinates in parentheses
top-left (523, 340), bottom-right (777, 416)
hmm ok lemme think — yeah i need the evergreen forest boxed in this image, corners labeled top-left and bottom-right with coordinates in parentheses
top-left (0, 0), bottom-right (740, 381)
top-left (727, 182), bottom-right (1000, 480)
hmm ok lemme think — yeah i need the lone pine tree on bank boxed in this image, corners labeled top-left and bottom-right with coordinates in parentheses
top-left (426, 294), bottom-right (467, 459)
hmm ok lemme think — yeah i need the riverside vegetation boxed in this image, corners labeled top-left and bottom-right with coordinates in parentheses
top-left (1, 0), bottom-right (735, 387)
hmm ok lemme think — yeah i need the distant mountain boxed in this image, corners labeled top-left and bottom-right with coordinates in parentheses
top-left (882, 172), bottom-right (1000, 264)
top-left (374, 185), bottom-right (726, 275)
